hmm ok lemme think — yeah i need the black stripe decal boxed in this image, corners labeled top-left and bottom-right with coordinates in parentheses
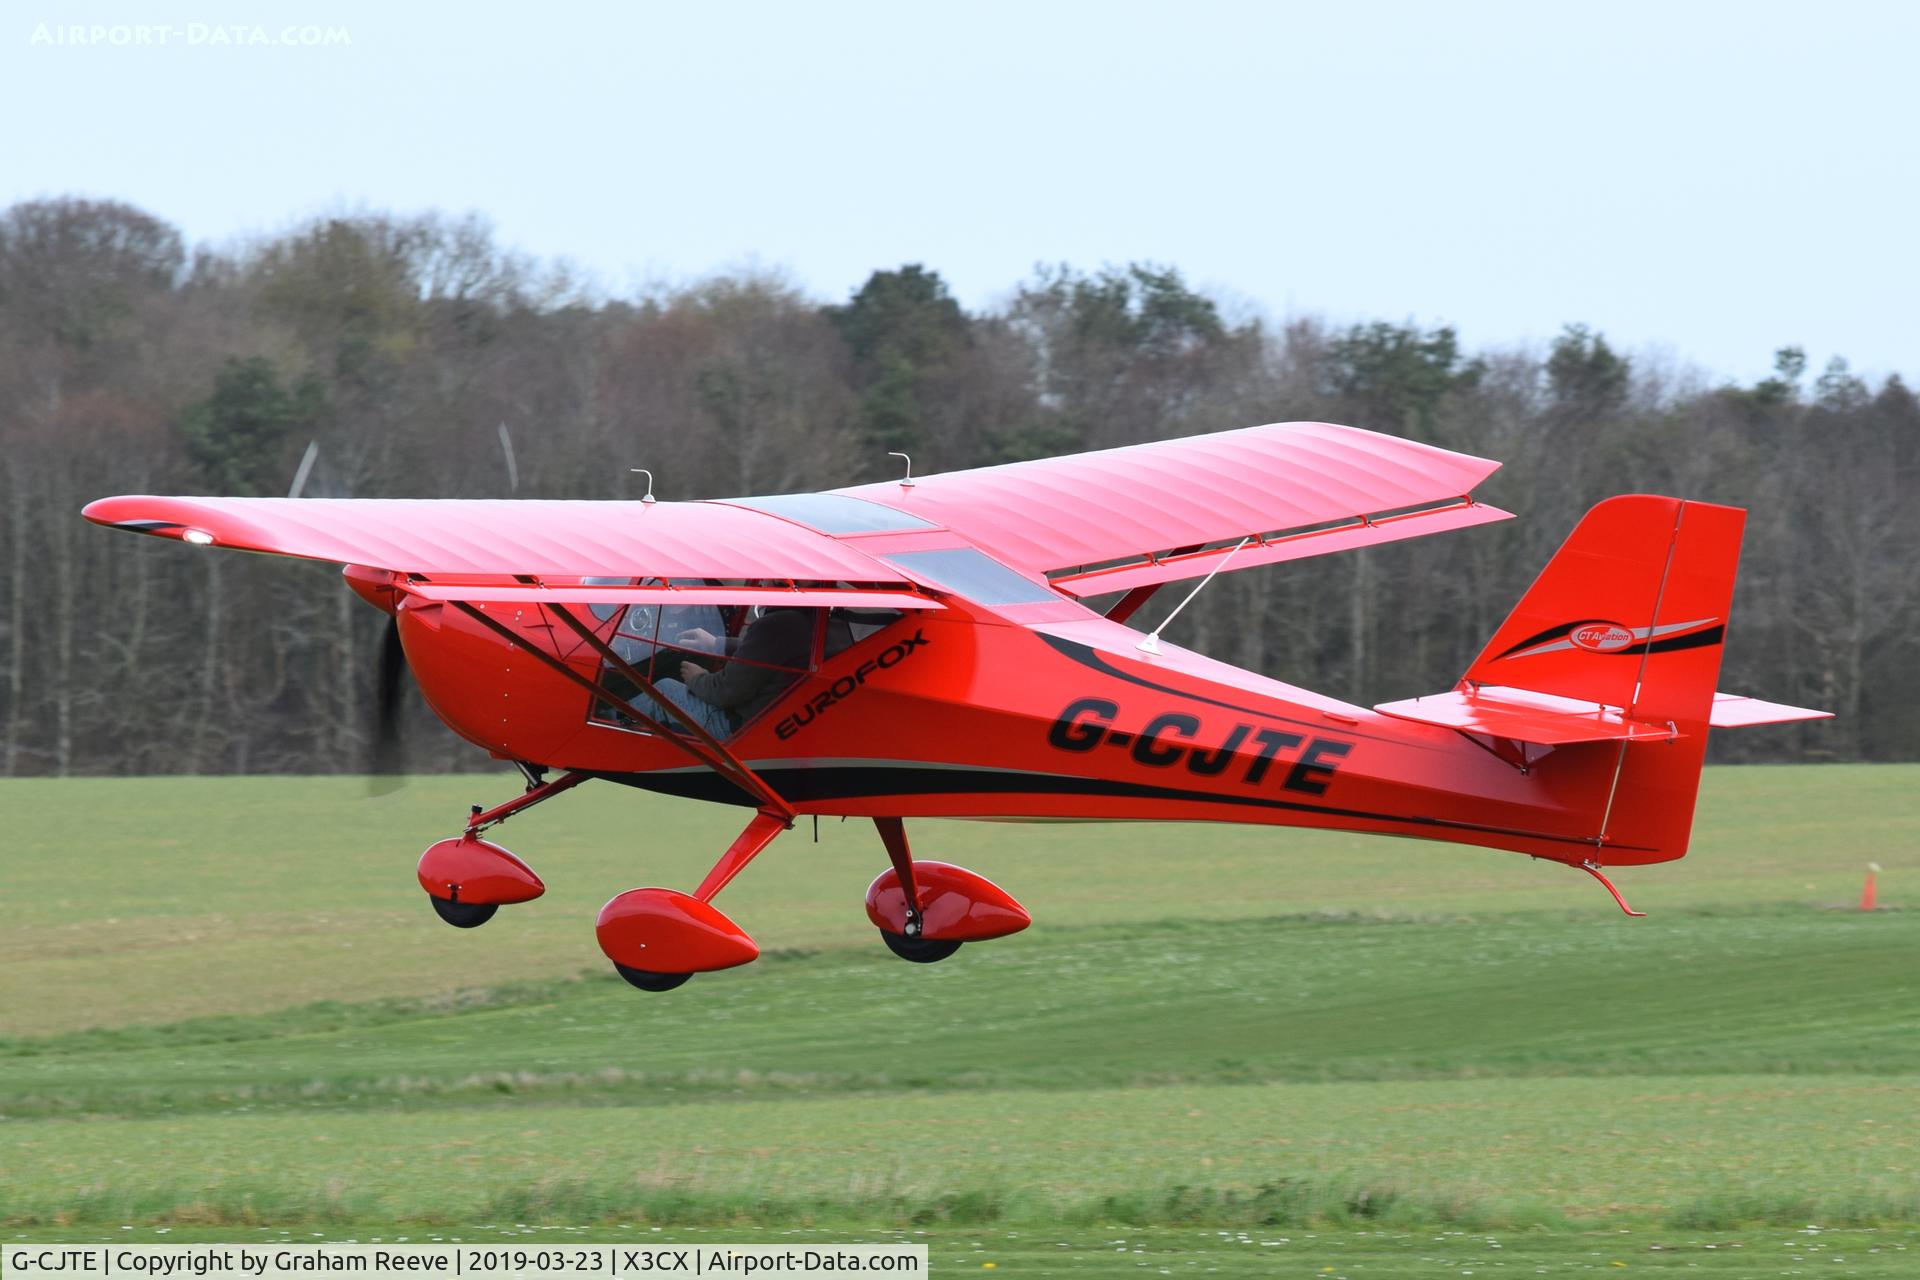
top-left (1492, 621), bottom-right (1577, 660)
top-left (593, 763), bottom-right (1648, 853)
top-left (1621, 625), bottom-right (1725, 656)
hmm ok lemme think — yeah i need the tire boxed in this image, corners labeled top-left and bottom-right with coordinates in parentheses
top-left (430, 897), bottom-right (498, 929)
top-left (613, 963), bottom-right (692, 993)
top-left (880, 929), bottom-right (963, 964)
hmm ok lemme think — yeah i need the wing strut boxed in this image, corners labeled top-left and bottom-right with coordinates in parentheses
top-left (543, 602), bottom-right (797, 820)
top-left (445, 600), bottom-right (794, 820)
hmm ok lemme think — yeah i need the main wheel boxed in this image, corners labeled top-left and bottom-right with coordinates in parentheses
top-left (430, 897), bottom-right (498, 929)
top-left (880, 929), bottom-right (963, 964)
top-left (613, 963), bottom-right (692, 992)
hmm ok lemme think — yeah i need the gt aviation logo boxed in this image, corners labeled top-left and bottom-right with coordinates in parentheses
top-left (1494, 616), bottom-right (1724, 661)
top-left (1571, 621), bottom-right (1635, 653)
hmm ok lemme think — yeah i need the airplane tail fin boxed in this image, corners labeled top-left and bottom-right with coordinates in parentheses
top-left (1470, 494), bottom-right (1738, 864)
top-left (1378, 495), bottom-right (1827, 865)
top-left (1465, 494), bottom-right (1739, 730)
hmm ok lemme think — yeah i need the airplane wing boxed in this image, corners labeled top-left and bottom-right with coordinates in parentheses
top-left (81, 495), bottom-right (911, 585)
top-left (834, 421), bottom-right (1511, 597)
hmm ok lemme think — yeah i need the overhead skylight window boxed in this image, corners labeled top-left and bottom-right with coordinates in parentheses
top-left (727, 492), bottom-right (937, 535)
top-left (886, 548), bottom-right (1060, 605)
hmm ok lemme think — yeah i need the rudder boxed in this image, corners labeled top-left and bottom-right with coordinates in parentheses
top-left (1468, 494), bottom-right (1745, 863)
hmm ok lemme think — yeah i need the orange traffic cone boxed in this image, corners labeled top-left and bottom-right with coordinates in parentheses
top-left (1861, 863), bottom-right (1880, 911)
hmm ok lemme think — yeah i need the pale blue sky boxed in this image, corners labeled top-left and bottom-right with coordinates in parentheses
top-left (4, 0), bottom-right (1915, 384)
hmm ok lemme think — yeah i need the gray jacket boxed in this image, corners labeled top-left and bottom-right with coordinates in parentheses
top-left (687, 609), bottom-right (812, 726)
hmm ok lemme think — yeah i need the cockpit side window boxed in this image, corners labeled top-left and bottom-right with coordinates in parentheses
top-left (824, 607), bottom-right (905, 659)
top-left (591, 601), bottom-right (817, 740)
top-left (581, 576), bottom-right (632, 622)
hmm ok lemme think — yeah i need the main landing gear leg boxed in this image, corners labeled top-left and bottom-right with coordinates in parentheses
top-left (872, 818), bottom-right (961, 963)
top-left (596, 810), bottom-right (790, 993)
top-left (864, 818), bottom-right (1031, 964)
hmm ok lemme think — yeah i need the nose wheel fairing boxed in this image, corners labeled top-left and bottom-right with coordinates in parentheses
top-left (416, 834), bottom-right (545, 921)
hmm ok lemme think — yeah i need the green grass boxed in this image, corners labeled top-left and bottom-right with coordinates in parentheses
top-left (0, 765), bottom-right (1916, 1270)
top-left (8, 1224), bottom-right (1918, 1279)
top-left (3, 765), bottom-right (1912, 1035)
top-left (4, 909), bottom-right (1918, 1113)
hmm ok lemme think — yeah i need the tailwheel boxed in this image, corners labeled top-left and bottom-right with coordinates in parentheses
top-left (612, 964), bottom-right (692, 993)
top-left (430, 897), bottom-right (499, 929)
top-left (879, 929), bottom-right (962, 964)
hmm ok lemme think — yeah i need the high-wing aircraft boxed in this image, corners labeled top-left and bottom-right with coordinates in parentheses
top-left (85, 421), bottom-right (1829, 992)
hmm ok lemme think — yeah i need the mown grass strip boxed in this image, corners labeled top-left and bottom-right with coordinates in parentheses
top-left (5, 908), bottom-right (1915, 1118)
top-left (8, 1175), bottom-right (1919, 1233)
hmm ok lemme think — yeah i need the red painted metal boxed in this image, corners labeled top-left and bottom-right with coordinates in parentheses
top-left (542, 602), bottom-right (795, 818)
top-left (874, 817), bottom-right (922, 919)
top-left (85, 420), bottom-right (1835, 965)
top-left (1375, 686), bottom-right (1681, 745)
top-left (837, 421), bottom-right (1506, 580)
top-left (1051, 500), bottom-right (1511, 597)
top-left (866, 860), bottom-right (1031, 941)
top-left (445, 598), bottom-right (794, 818)
top-left (370, 488), bottom-right (1809, 874)
top-left (1578, 862), bottom-right (1646, 917)
top-left (1103, 583), bottom-right (1163, 625)
top-left (596, 888), bottom-right (759, 973)
top-left (342, 564), bottom-right (403, 615)
top-left (692, 811), bottom-right (790, 903)
top-left (1708, 692), bottom-right (1833, 729)
top-left (416, 834), bottom-right (545, 905)
top-left (82, 494), bottom-right (905, 583)
top-left (404, 583), bottom-right (943, 610)
top-left (465, 770), bottom-right (591, 834)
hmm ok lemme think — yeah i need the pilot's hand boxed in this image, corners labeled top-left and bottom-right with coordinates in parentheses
top-left (676, 627), bottom-right (718, 652)
top-left (680, 661), bottom-right (704, 684)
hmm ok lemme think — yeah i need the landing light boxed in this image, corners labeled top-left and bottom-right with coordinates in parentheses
top-left (182, 529), bottom-right (215, 546)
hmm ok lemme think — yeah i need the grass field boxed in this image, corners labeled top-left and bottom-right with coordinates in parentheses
top-left (2, 765), bottom-right (1917, 1274)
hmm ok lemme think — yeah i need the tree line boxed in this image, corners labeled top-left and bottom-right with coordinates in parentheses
top-left (1, 197), bottom-right (1912, 776)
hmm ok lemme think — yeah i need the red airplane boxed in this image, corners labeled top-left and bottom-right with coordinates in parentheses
top-left (85, 421), bottom-right (1829, 992)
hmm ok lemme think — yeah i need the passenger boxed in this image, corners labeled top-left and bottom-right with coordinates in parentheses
top-left (642, 606), bottom-right (812, 737)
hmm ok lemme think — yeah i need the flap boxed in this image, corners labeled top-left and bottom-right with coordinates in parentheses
top-left (1051, 500), bottom-right (1510, 597)
top-left (401, 583), bottom-right (943, 610)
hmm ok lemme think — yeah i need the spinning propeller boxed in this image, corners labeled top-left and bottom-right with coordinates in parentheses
top-left (369, 614), bottom-right (407, 790)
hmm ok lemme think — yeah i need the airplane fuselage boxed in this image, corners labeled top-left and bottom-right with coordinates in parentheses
top-left (397, 586), bottom-right (1658, 869)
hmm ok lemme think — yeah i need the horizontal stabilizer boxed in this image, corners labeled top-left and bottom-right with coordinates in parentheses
top-left (1374, 685), bottom-right (1680, 745)
top-left (1708, 692), bottom-right (1832, 729)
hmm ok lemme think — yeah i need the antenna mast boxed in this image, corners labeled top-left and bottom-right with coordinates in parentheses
top-left (1136, 537), bottom-right (1253, 656)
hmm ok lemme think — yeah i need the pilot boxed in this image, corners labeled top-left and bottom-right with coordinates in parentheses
top-left (642, 605), bottom-right (813, 737)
